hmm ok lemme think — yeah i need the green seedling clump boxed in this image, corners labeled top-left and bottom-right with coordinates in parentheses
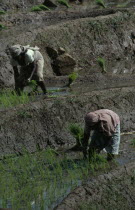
top-left (31, 4), bottom-right (50, 12)
top-left (69, 123), bottom-right (84, 147)
top-left (69, 72), bottom-right (78, 82)
top-left (57, 0), bottom-right (70, 8)
top-left (31, 6), bottom-right (42, 11)
top-left (0, 11), bottom-right (6, 15)
top-left (0, 90), bottom-right (31, 108)
top-left (0, 147), bottom-right (110, 209)
top-left (131, 139), bottom-right (135, 147)
top-left (38, 4), bottom-right (51, 10)
top-left (17, 110), bottom-right (32, 119)
top-left (96, 0), bottom-right (106, 8)
top-left (68, 72), bottom-right (78, 87)
top-left (97, 57), bottom-right (107, 73)
top-left (28, 80), bottom-right (37, 90)
top-left (0, 24), bottom-right (6, 30)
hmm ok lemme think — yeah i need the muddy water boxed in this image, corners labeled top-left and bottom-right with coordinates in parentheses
top-left (31, 180), bottom-right (82, 210)
top-left (0, 134), bottom-right (134, 210)
top-left (105, 0), bottom-right (135, 7)
top-left (32, 133), bottom-right (135, 209)
top-left (47, 87), bottom-right (70, 96)
top-left (116, 133), bottom-right (135, 165)
top-left (24, 86), bottom-right (70, 97)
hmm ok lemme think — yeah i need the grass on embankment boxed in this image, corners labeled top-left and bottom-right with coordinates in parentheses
top-left (131, 139), bottom-right (135, 147)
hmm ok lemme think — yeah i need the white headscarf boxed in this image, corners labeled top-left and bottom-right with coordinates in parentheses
top-left (9, 44), bottom-right (22, 57)
top-left (9, 45), bottom-right (40, 57)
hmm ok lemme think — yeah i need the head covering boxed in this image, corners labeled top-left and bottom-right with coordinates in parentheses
top-left (9, 45), bottom-right (22, 57)
top-left (85, 112), bottom-right (99, 127)
top-left (9, 45), bottom-right (40, 57)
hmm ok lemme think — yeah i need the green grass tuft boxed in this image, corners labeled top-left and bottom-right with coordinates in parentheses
top-left (131, 139), bottom-right (135, 147)
top-left (39, 4), bottom-right (51, 10)
top-left (69, 123), bottom-right (84, 147)
top-left (96, 0), bottom-right (106, 8)
top-left (0, 90), bottom-right (31, 108)
top-left (0, 24), bottom-right (6, 30)
top-left (17, 110), bottom-right (32, 119)
top-left (28, 80), bottom-right (37, 90)
top-left (68, 72), bottom-right (78, 87)
top-left (0, 11), bottom-right (6, 15)
top-left (57, 0), bottom-right (70, 8)
top-left (31, 6), bottom-right (42, 11)
top-left (97, 57), bottom-right (107, 73)
top-left (31, 4), bottom-right (50, 12)
top-left (69, 72), bottom-right (78, 82)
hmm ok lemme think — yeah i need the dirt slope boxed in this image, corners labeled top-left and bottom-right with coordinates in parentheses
top-left (0, 8), bottom-right (135, 87)
top-left (0, 86), bottom-right (135, 157)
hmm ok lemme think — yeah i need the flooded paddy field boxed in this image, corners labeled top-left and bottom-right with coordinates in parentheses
top-left (0, 133), bottom-right (134, 210)
top-left (0, 0), bottom-right (135, 209)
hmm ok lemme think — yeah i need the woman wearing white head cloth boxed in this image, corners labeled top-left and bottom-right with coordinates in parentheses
top-left (9, 44), bottom-right (47, 95)
top-left (83, 109), bottom-right (120, 161)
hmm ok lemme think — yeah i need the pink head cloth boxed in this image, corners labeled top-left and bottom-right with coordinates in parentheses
top-left (85, 112), bottom-right (99, 126)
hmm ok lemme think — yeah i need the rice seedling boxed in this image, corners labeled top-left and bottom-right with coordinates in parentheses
top-left (96, 0), bottom-right (106, 8)
top-left (130, 139), bottom-right (135, 147)
top-left (31, 4), bottom-right (50, 12)
top-left (28, 80), bottom-right (37, 89)
top-left (0, 90), bottom-right (31, 108)
top-left (57, 0), bottom-right (70, 8)
top-left (68, 72), bottom-right (78, 87)
top-left (0, 11), bottom-right (6, 15)
top-left (0, 148), bottom-right (109, 209)
top-left (97, 57), bottom-right (107, 73)
top-left (38, 4), bottom-right (51, 10)
top-left (17, 110), bottom-right (32, 119)
top-left (0, 24), bottom-right (6, 30)
top-left (89, 152), bottom-right (109, 171)
top-left (69, 123), bottom-right (84, 147)
top-left (31, 6), bottom-right (42, 11)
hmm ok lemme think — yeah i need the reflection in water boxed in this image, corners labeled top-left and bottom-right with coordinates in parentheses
top-left (0, 138), bottom-right (135, 209)
top-left (0, 154), bottom-right (87, 210)
top-left (31, 180), bottom-right (82, 210)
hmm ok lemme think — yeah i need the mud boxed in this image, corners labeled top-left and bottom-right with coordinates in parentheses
top-left (0, 1), bottom-right (135, 209)
top-left (1, 9), bottom-right (135, 87)
top-left (0, 86), bottom-right (135, 157)
top-left (55, 162), bottom-right (135, 210)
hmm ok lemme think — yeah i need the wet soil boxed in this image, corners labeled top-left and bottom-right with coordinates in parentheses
top-left (0, 1), bottom-right (135, 209)
top-left (54, 133), bottom-right (135, 209)
top-left (55, 161), bottom-right (135, 210)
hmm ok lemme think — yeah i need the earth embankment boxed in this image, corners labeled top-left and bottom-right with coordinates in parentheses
top-left (0, 86), bottom-right (135, 157)
top-left (55, 162), bottom-right (135, 210)
top-left (1, 9), bottom-right (135, 87)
